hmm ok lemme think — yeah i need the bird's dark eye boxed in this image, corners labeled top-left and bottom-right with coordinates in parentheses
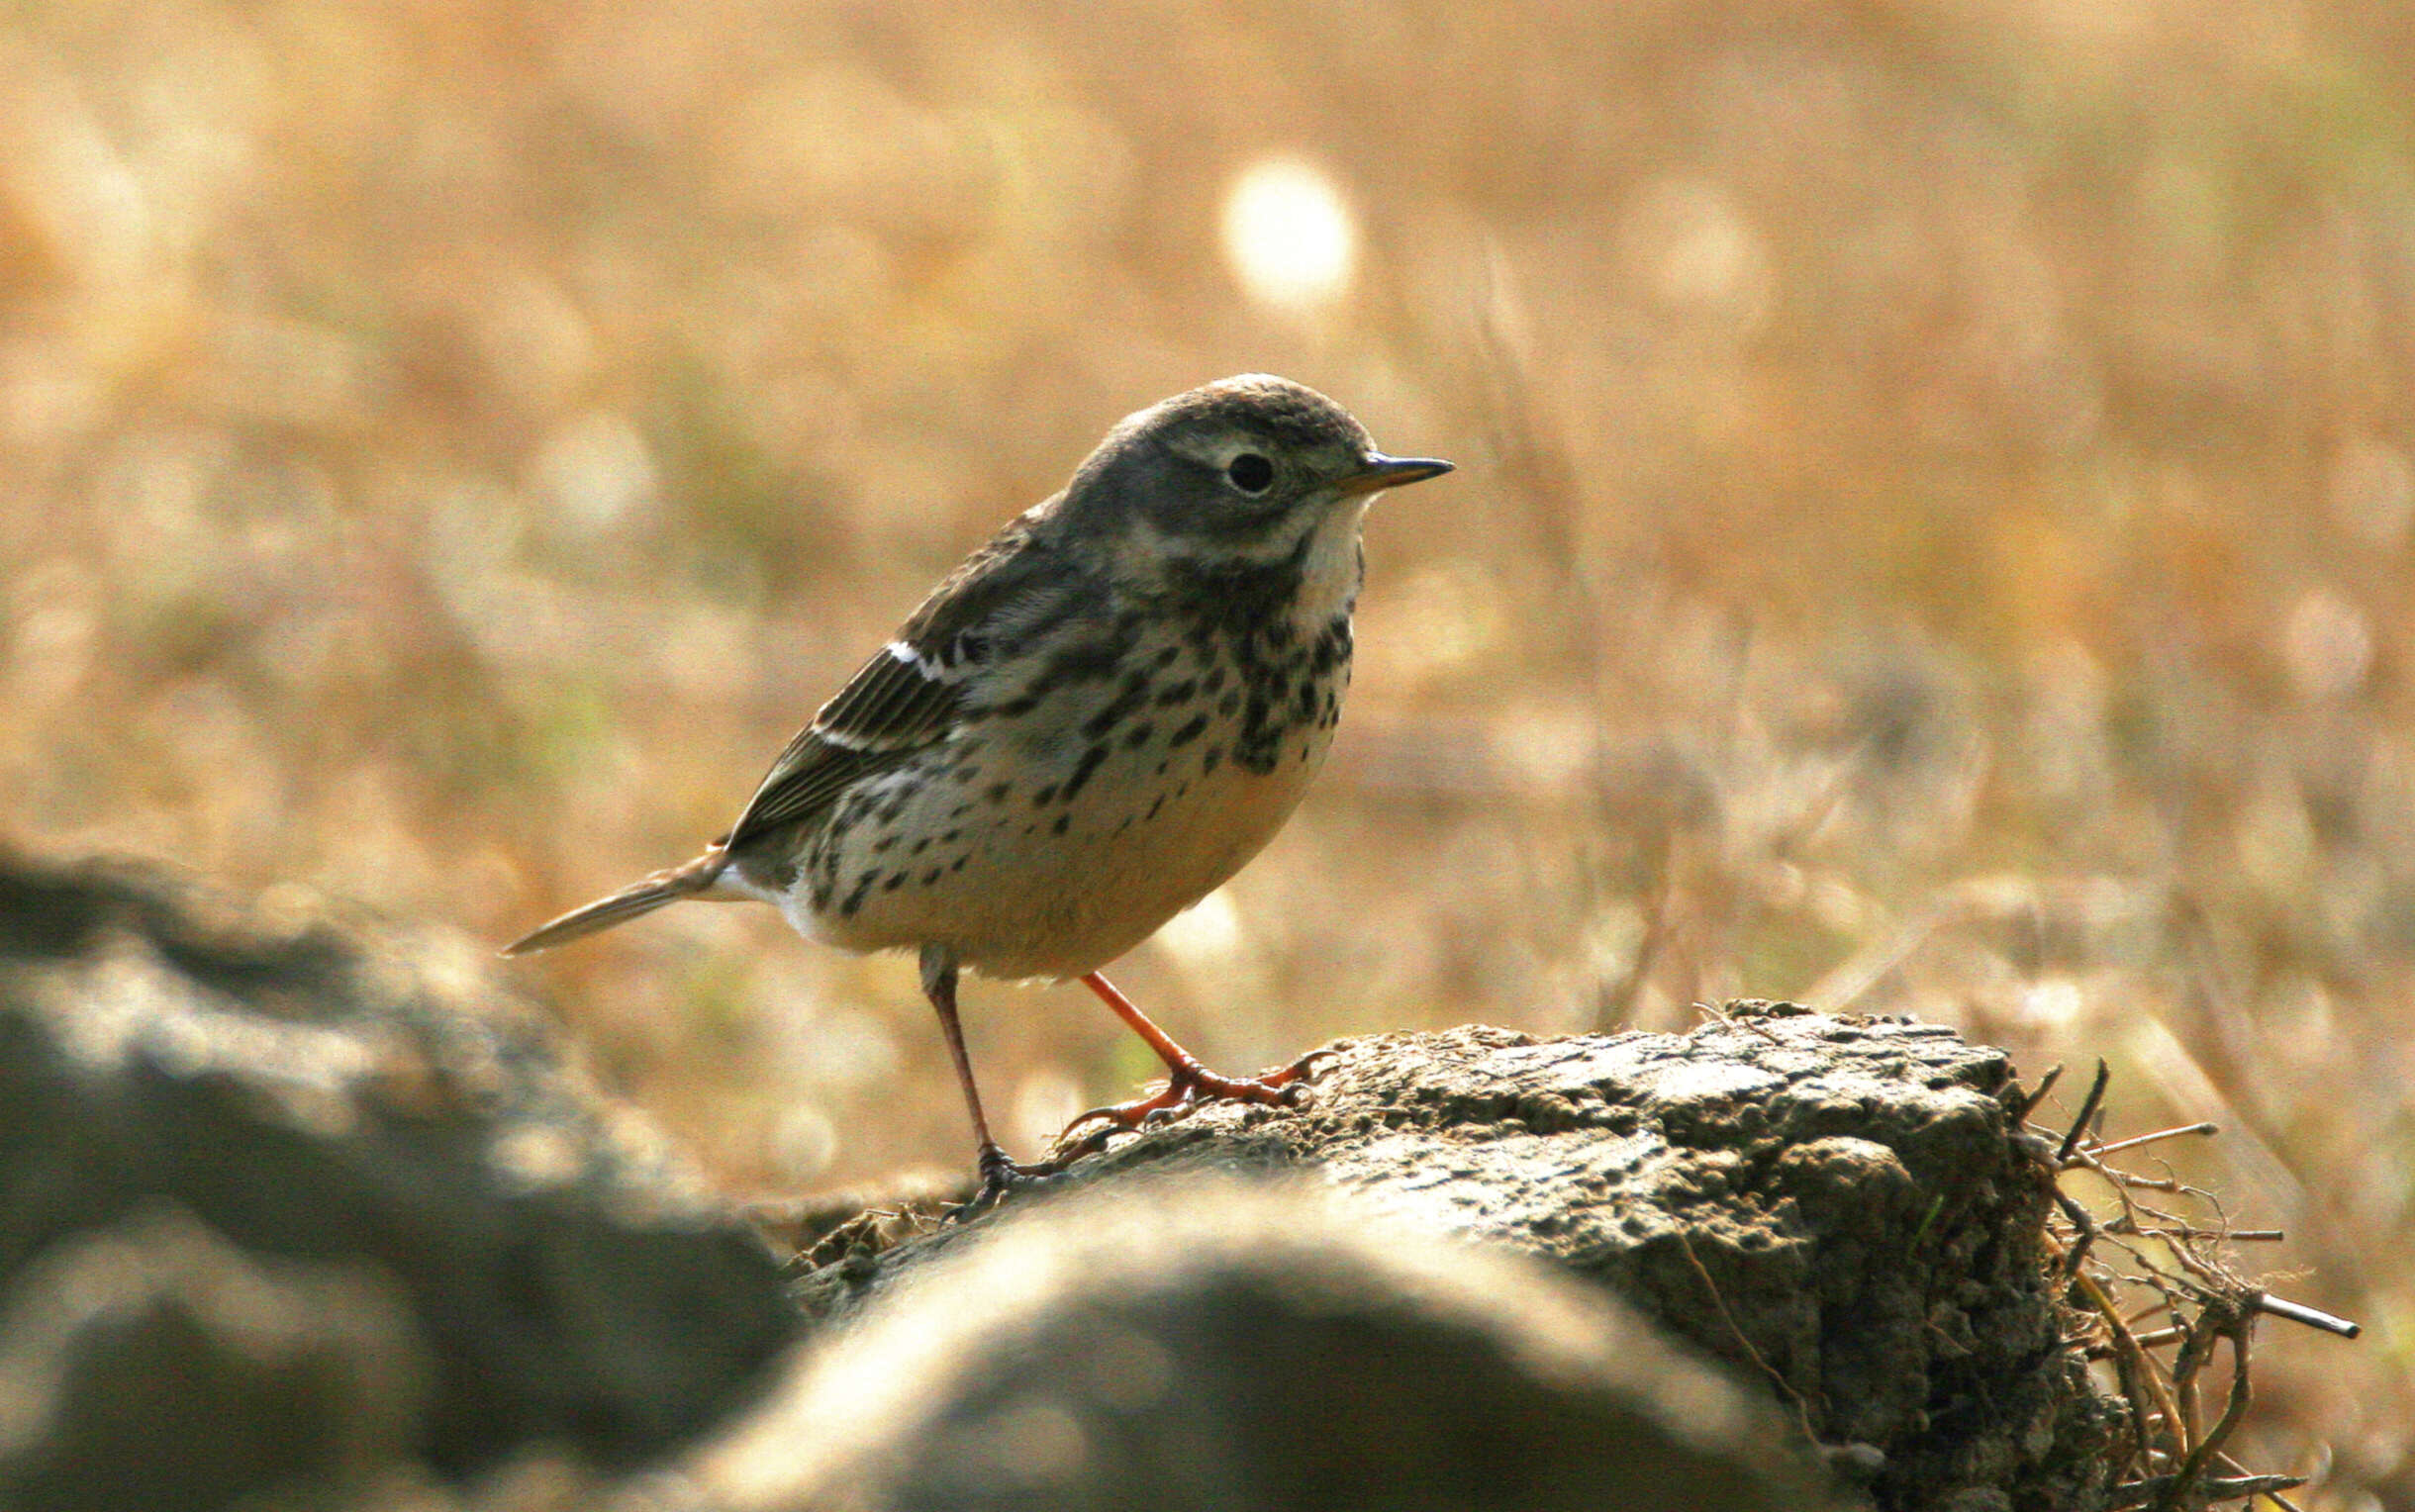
top-left (1225, 453), bottom-right (1275, 495)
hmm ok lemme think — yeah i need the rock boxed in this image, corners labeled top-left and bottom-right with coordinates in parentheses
top-left (0, 848), bottom-right (801, 1494)
top-left (790, 1005), bottom-right (2120, 1512)
top-left (686, 1181), bottom-right (1838, 1512)
top-left (0, 1203), bottom-right (426, 1512)
top-left (0, 848), bottom-right (2121, 1512)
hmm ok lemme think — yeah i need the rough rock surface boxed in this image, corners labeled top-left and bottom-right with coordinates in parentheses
top-left (0, 849), bottom-right (800, 1501)
top-left (793, 1006), bottom-right (2120, 1512)
top-left (1, 848), bottom-right (2122, 1512)
top-left (696, 1181), bottom-right (1838, 1512)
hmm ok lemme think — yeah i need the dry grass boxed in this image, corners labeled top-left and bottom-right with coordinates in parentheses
top-left (4, 0), bottom-right (2410, 1500)
top-left (2031, 1062), bottom-right (2366, 1509)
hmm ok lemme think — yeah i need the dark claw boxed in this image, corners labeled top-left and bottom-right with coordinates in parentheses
top-left (1051, 1123), bottom-right (1117, 1166)
top-left (1281, 1047), bottom-right (1338, 1084)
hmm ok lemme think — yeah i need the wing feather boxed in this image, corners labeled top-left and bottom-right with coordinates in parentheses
top-left (725, 647), bottom-right (958, 841)
top-left (722, 510), bottom-right (1070, 849)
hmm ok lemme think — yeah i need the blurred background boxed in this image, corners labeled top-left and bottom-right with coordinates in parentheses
top-left (4, 0), bottom-right (2411, 1499)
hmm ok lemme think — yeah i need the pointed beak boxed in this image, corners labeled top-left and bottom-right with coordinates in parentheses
top-left (1335, 453), bottom-right (1454, 498)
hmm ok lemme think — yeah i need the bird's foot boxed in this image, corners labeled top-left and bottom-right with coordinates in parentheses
top-left (1055, 1047), bottom-right (1334, 1153)
top-left (947, 1141), bottom-right (1069, 1220)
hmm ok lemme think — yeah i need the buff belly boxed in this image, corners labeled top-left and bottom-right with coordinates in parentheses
top-left (784, 704), bottom-right (1333, 981)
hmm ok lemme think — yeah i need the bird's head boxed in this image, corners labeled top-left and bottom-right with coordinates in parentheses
top-left (1058, 375), bottom-right (1451, 571)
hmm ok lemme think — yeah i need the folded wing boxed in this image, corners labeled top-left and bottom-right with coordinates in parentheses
top-left (723, 513), bottom-right (1068, 849)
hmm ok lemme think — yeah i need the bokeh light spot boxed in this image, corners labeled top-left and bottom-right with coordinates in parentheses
top-left (2282, 587), bottom-right (2372, 704)
top-left (1220, 158), bottom-right (1356, 312)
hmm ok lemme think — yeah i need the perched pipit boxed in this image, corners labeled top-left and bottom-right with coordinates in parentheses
top-left (506, 375), bottom-right (1451, 1201)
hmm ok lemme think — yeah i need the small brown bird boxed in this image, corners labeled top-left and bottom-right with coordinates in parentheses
top-left (506, 375), bottom-right (1450, 1201)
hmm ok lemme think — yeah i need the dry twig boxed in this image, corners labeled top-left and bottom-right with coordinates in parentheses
top-left (1673, 1230), bottom-right (1821, 1445)
top-left (2019, 1066), bottom-right (2358, 1511)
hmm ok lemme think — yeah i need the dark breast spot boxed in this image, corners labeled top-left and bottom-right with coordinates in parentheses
top-left (1061, 743), bottom-right (1111, 802)
top-left (841, 871), bottom-right (878, 917)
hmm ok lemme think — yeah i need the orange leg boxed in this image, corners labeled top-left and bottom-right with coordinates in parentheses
top-left (1058, 971), bottom-right (1325, 1143)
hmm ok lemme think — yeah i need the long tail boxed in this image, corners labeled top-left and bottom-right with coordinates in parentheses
top-left (502, 850), bottom-right (728, 956)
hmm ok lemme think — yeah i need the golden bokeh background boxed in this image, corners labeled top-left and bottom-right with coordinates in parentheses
top-left (6, 0), bottom-right (2412, 1495)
